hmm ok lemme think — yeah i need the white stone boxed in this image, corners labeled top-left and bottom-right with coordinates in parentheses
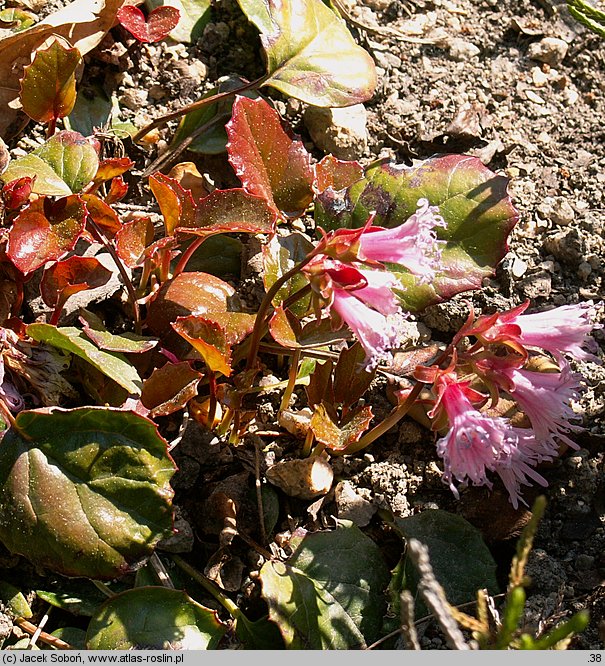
top-left (528, 37), bottom-right (569, 67)
top-left (304, 104), bottom-right (369, 160)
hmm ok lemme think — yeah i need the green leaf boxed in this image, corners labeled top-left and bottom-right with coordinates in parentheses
top-left (79, 310), bottom-right (159, 354)
top-left (51, 627), bottom-right (87, 649)
top-left (0, 582), bottom-right (32, 619)
top-left (237, 0), bottom-right (377, 106)
top-left (172, 80), bottom-right (260, 155)
top-left (316, 155), bottom-right (518, 311)
top-left (65, 84), bottom-right (113, 137)
top-left (146, 0), bottom-right (212, 42)
top-left (27, 323), bottom-right (142, 396)
top-left (19, 39), bottom-right (80, 125)
top-left (0, 408), bottom-right (175, 579)
top-left (393, 509), bottom-right (500, 614)
top-left (0, 8), bottom-right (36, 32)
top-left (34, 131), bottom-right (99, 194)
top-left (259, 520), bottom-right (390, 648)
top-left (234, 613), bottom-right (284, 649)
top-left (1, 155), bottom-right (72, 197)
top-left (86, 587), bottom-right (227, 649)
top-left (179, 234), bottom-right (242, 278)
top-left (36, 582), bottom-right (113, 617)
top-left (262, 233), bottom-right (313, 316)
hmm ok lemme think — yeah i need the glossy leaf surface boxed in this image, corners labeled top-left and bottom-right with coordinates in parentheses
top-left (316, 155), bottom-right (519, 311)
top-left (226, 95), bottom-right (314, 217)
top-left (40, 256), bottom-right (112, 309)
top-left (27, 323), bottom-right (142, 396)
top-left (116, 5), bottom-right (181, 43)
top-left (79, 310), bottom-right (158, 354)
top-left (141, 362), bottom-right (203, 417)
top-left (86, 587), bottom-right (226, 649)
top-left (146, 0), bottom-right (211, 43)
top-left (259, 521), bottom-right (390, 648)
top-left (0, 408), bottom-right (175, 579)
top-left (172, 312), bottom-right (255, 376)
top-left (19, 39), bottom-right (80, 125)
top-left (7, 195), bottom-right (87, 275)
top-left (237, 0), bottom-right (377, 106)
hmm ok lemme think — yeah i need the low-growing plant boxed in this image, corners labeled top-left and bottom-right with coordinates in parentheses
top-left (0, 0), bottom-right (600, 650)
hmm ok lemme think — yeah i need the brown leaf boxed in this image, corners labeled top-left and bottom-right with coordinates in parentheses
top-left (266, 455), bottom-right (334, 500)
top-left (0, 0), bottom-right (125, 138)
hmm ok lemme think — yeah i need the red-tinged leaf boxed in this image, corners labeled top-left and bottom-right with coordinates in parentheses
top-left (141, 362), bottom-right (203, 417)
top-left (2, 177), bottom-right (34, 210)
top-left (180, 188), bottom-right (277, 236)
top-left (7, 195), bottom-right (87, 275)
top-left (93, 157), bottom-right (134, 185)
top-left (172, 312), bottom-right (255, 376)
top-left (105, 176), bottom-right (128, 206)
top-left (81, 194), bottom-right (122, 238)
top-left (117, 5), bottom-right (181, 43)
top-left (40, 256), bottom-right (112, 309)
top-left (316, 155), bottom-right (519, 312)
top-left (19, 39), bottom-right (80, 125)
top-left (237, 0), bottom-right (377, 107)
top-left (269, 306), bottom-right (350, 349)
top-left (105, 176), bottom-right (129, 205)
top-left (314, 155), bottom-right (364, 193)
top-left (149, 172), bottom-right (196, 235)
top-left (226, 96), bottom-right (314, 217)
top-left (306, 359), bottom-right (334, 409)
top-left (310, 402), bottom-right (374, 453)
top-left (146, 272), bottom-right (237, 354)
top-left (115, 216), bottom-right (155, 268)
top-left (333, 343), bottom-right (375, 410)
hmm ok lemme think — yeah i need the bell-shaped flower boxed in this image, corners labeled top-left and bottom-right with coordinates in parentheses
top-left (499, 363), bottom-right (583, 455)
top-left (431, 376), bottom-right (553, 509)
top-left (304, 257), bottom-right (403, 368)
top-left (468, 300), bottom-right (601, 362)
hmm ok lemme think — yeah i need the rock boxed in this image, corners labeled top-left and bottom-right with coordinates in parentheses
top-left (447, 38), bottom-right (480, 61)
top-left (550, 197), bottom-right (575, 226)
top-left (543, 228), bottom-right (585, 264)
top-left (528, 37), bottom-right (568, 67)
top-left (304, 104), bottom-right (369, 160)
top-left (119, 88), bottom-right (149, 111)
top-left (266, 455), bottom-right (334, 500)
top-left (517, 270), bottom-right (552, 299)
top-left (578, 262), bottom-right (592, 281)
top-left (335, 480), bottom-right (376, 527)
top-left (525, 548), bottom-right (567, 593)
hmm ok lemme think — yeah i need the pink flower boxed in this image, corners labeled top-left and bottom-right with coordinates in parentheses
top-left (431, 378), bottom-right (551, 508)
top-left (469, 300), bottom-right (601, 362)
top-left (356, 198), bottom-right (446, 283)
top-left (303, 257), bottom-right (403, 368)
top-left (514, 302), bottom-right (601, 362)
top-left (499, 364), bottom-right (582, 455)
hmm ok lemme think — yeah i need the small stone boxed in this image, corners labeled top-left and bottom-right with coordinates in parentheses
top-left (518, 271), bottom-right (552, 299)
top-left (549, 197), bottom-right (575, 226)
top-left (266, 455), bottom-right (334, 500)
top-left (119, 88), bottom-right (148, 110)
top-left (578, 262), bottom-right (592, 280)
top-left (447, 38), bottom-right (480, 61)
top-left (528, 37), bottom-right (569, 66)
top-left (511, 256), bottom-right (528, 277)
top-left (526, 90), bottom-right (545, 105)
top-left (335, 480), bottom-right (377, 527)
top-left (531, 67), bottom-right (549, 87)
top-left (304, 104), bottom-right (368, 160)
top-left (543, 228), bottom-right (585, 264)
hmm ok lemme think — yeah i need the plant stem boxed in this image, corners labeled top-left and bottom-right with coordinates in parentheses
top-left (278, 348), bottom-right (301, 414)
top-left (171, 554), bottom-right (242, 620)
top-left (88, 217), bottom-right (142, 334)
top-left (245, 256), bottom-right (315, 371)
top-left (132, 76), bottom-right (267, 144)
top-left (173, 235), bottom-right (208, 277)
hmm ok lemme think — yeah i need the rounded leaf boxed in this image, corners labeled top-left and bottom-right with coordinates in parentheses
top-left (86, 587), bottom-right (227, 649)
top-left (0, 407), bottom-right (175, 579)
